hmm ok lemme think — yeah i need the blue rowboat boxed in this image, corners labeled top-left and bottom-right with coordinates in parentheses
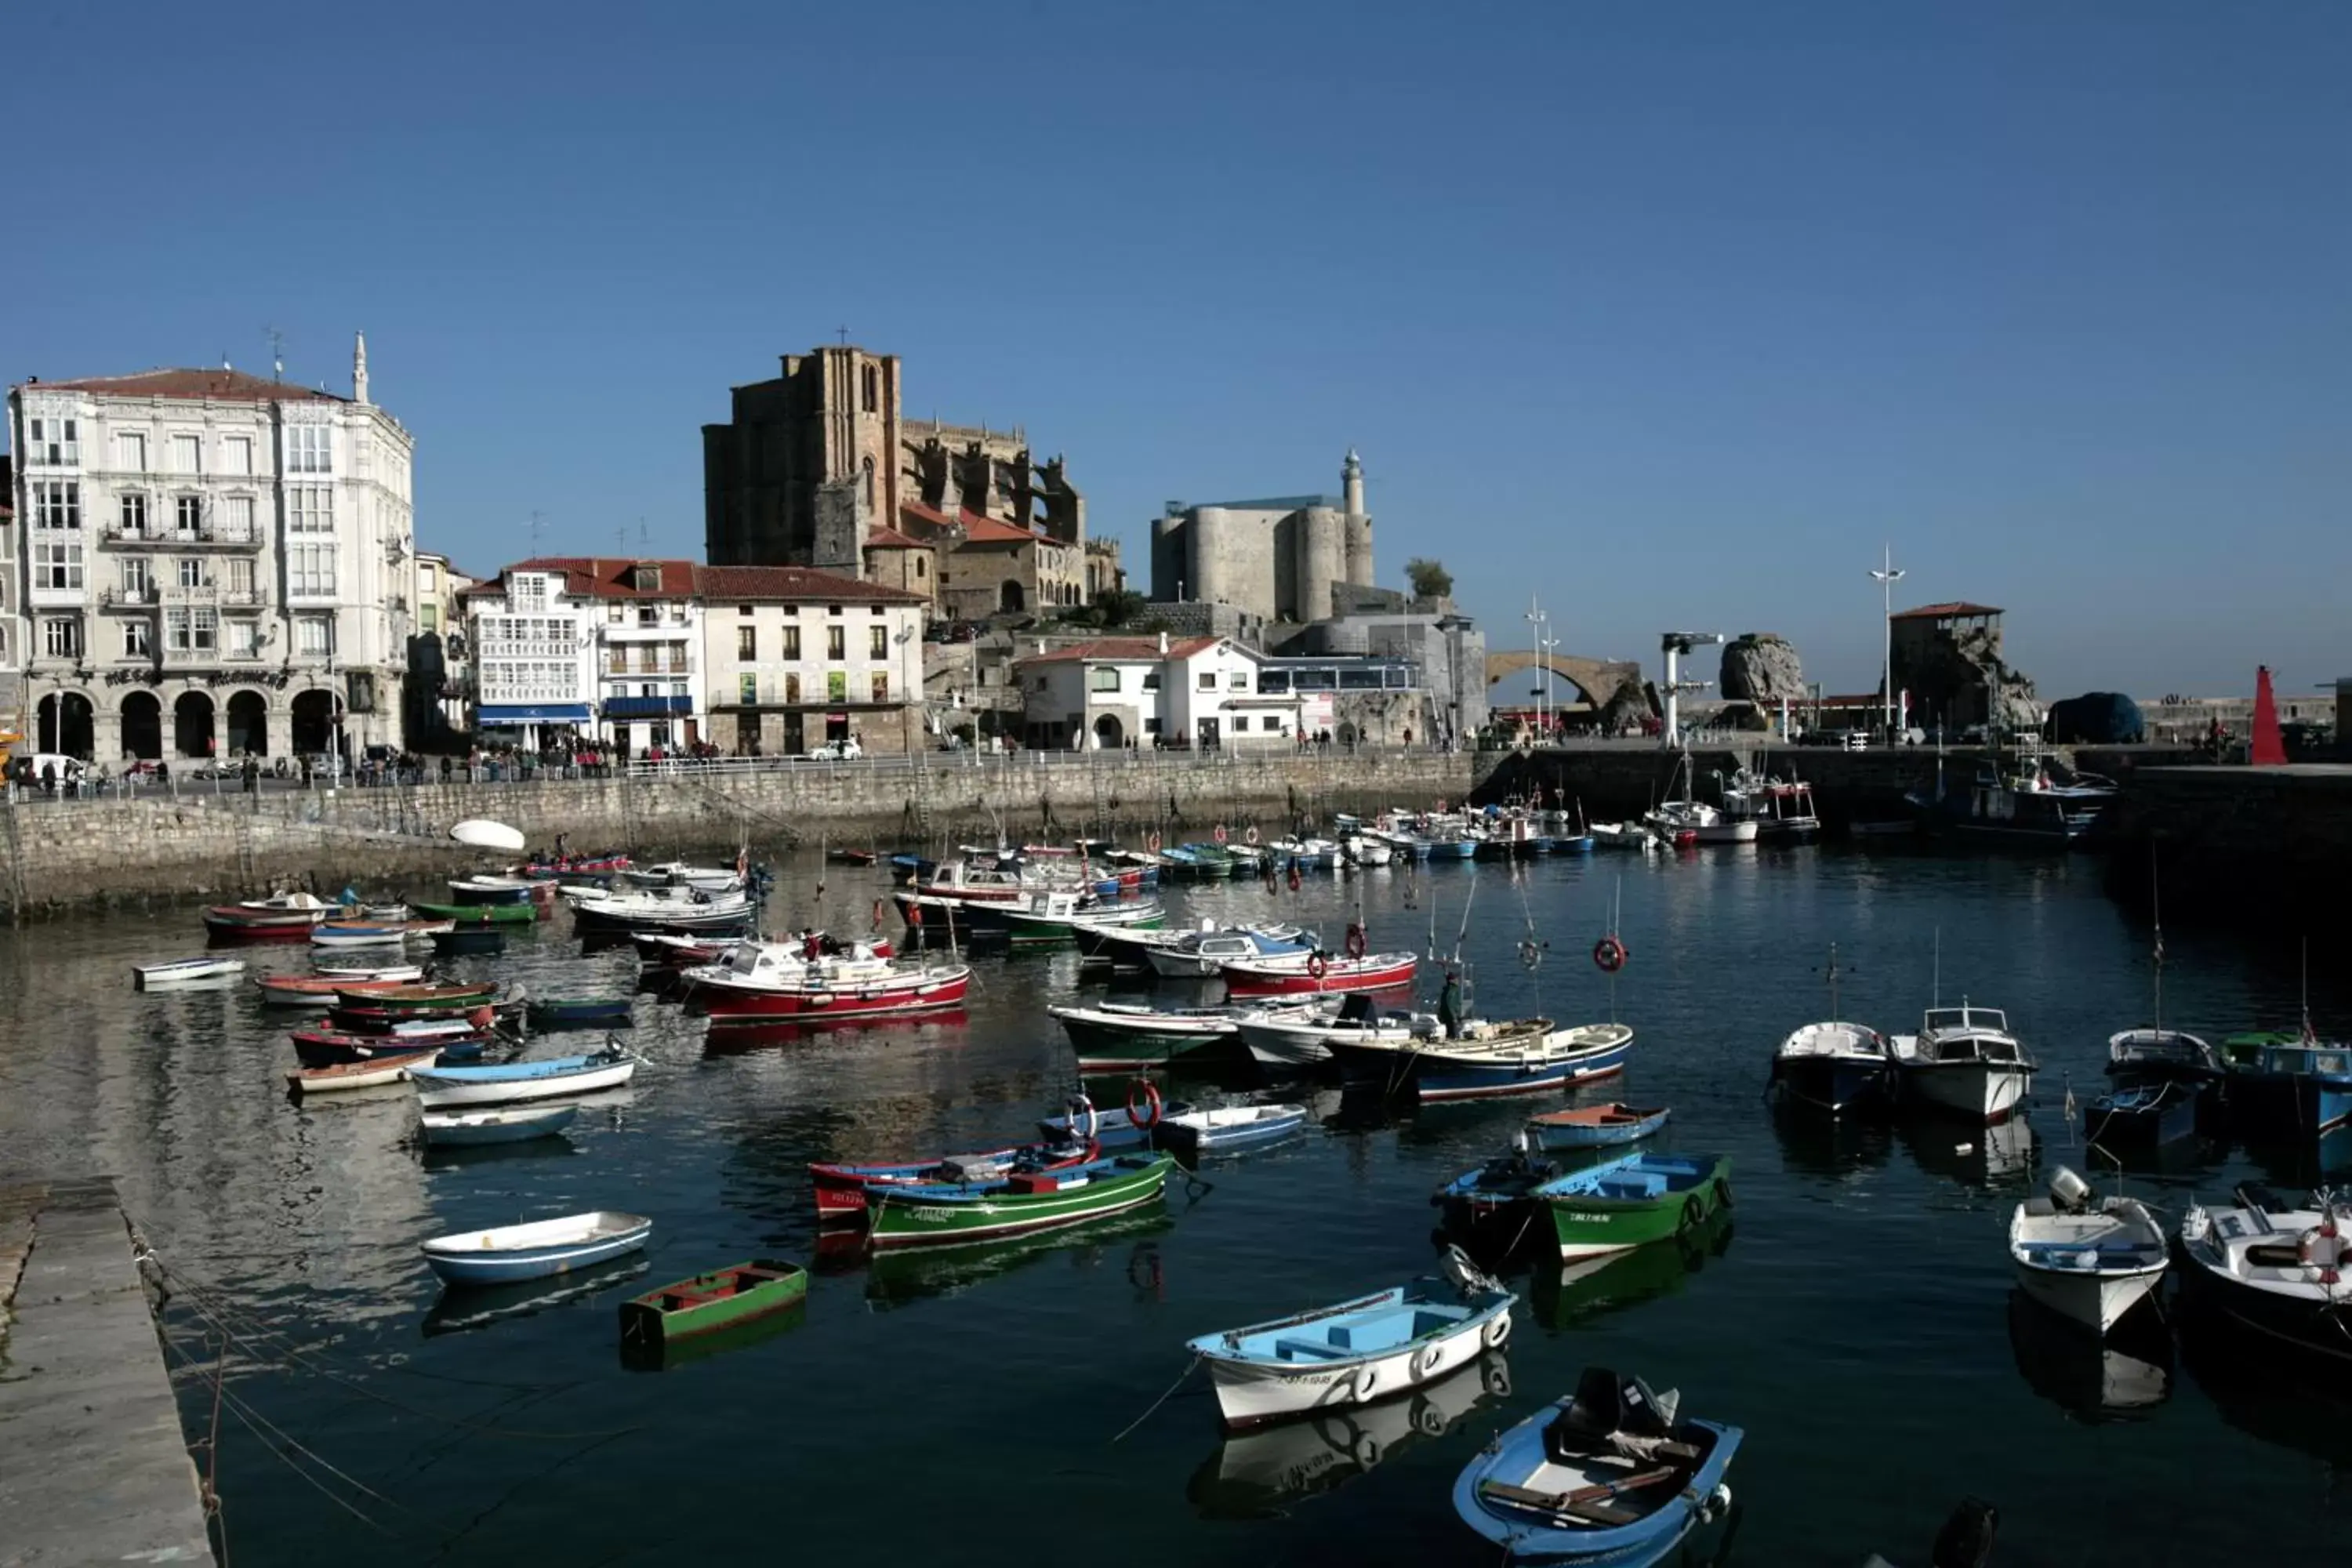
top-left (2082, 1080), bottom-right (2200, 1152)
top-left (419, 1103), bottom-right (580, 1148)
top-left (409, 1046), bottom-right (636, 1109)
top-left (421, 1210), bottom-right (651, 1285)
top-left (1414, 1024), bottom-right (1635, 1103)
top-left (1453, 1367), bottom-right (1740, 1563)
top-left (1037, 1098), bottom-right (1196, 1149)
top-left (1155, 1103), bottom-right (1309, 1156)
top-left (528, 996), bottom-right (636, 1028)
top-left (1551, 833), bottom-right (1596, 855)
top-left (1526, 1104), bottom-right (1671, 1151)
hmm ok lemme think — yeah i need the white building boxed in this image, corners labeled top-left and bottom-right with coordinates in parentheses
top-left (1015, 634), bottom-right (1308, 750)
top-left (466, 557), bottom-right (704, 754)
top-left (5, 338), bottom-right (415, 760)
top-left (697, 564), bottom-right (927, 754)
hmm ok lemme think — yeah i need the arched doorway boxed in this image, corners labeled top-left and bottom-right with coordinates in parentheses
top-left (291, 688), bottom-right (343, 756)
top-left (37, 692), bottom-right (95, 758)
top-left (173, 691), bottom-right (216, 758)
top-left (1092, 713), bottom-right (1124, 750)
top-left (1000, 580), bottom-right (1025, 613)
top-left (226, 691), bottom-right (270, 756)
top-left (120, 691), bottom-right (162, 760)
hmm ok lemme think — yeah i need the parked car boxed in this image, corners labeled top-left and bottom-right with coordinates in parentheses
top-left (805, 738), bottom-right (864, 761)
top-left (303, 751), bottom-right (350, 781)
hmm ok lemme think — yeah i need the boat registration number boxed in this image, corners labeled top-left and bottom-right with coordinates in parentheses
top-left (1560, 1212), bottom-right (1616, 1223)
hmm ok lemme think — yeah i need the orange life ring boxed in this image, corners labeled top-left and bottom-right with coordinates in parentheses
top-left (1345, 922), bottom-right (1367, 960)
top-left (907, 901), bottom-right (924, 927)
top-left (1436, 798), bottom-right (1449, 813)
top-left (1147, 831), bottom-right (1163, 853)
top-left (1214, 824), bottom-right (1229, 845)
top-left (1126, 1079), bottom-right (1163, 1131)
top-left (1287, 862), bottom-right (1302, 892)
top-left (1593, 936), bottom-right (1628, 974)
top-left (1307, 953), bottom-right (1330, 980)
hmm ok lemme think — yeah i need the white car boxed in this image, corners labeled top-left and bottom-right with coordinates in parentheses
top-left (805, 739), bottom-right (864, 761)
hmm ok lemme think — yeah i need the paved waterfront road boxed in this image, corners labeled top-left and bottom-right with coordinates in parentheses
top-left (0, 848), bottom-right (2345, 1565)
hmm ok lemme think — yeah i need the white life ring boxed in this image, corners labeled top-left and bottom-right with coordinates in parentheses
top-left (1068, 1094), bottom-right (1098, 1142)
top-left (1410, 1343), bottom-right (1443, 1381)
top-left (1483, 1312), bottom-right (1512, 1349)
top-left (1351, 1364), bottom-right (1379, 1403)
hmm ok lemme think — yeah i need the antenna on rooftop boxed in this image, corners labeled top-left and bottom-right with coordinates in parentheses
top-left (528, 510), bottom-right (546, 554)
top-left (265, 327), bottom-right (285, 381)
top-left (639, 517), bottom-right (650, 554)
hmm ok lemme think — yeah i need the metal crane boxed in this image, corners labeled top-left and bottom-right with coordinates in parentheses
top-left (1660, 632), bottom-right (1725, 747)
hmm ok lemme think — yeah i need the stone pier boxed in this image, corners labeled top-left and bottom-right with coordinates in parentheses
top-left (0, 1177), bottom-right (212, 1566)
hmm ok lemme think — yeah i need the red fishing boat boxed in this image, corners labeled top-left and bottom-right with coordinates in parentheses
top-left (808, 1136), bottom-right (1098, 1222)
top-left (683, 942), bottom-right (969, 1021)
top-left (202, 892), bottom-right (335, 942)
top-left (1220, 950), bottom-right (1420, 998)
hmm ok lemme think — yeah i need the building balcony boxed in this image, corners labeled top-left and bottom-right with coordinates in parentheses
top-left (602, 656), bottom-right (690, 676)
top-left (601, 695), bottom-right (695, 717)
top-left (100, 586), bottom-right (161, 610)
top-left (96, 524), bottom-right (263, 550)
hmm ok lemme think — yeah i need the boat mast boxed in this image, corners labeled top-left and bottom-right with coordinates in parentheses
top-left (1826, 942), bottom-right (1841, 1024)
top-left (2150, 851), bottom-right (2164, 1036)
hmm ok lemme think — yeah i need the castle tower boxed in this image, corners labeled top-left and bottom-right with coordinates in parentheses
top-left (1342, 448), bottom-right (1363, 516)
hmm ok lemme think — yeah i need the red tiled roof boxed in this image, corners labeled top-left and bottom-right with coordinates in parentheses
top-left (463, 557), bottom-right (924, 604)
top-left (960, 516), bottom-right (1044, 545)
top-left (1017, 636), bottom-right (1221, 666)
top-left (1893, 601), bottom-right (2002, 621)
top-left (900, 500), bottom-right (954, 530)
top-left (24, 368), bottom-right (347, 403)
top-left (863, 526), bottom-right (931, 550)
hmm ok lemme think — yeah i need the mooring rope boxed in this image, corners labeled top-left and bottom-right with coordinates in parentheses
top-left (1110, 1353), bottom-right (1201, 1444)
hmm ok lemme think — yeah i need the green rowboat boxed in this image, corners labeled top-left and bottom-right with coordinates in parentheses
top-left (410, 900), bottom-right (539, 925)
top-left (618, 1259), bottom-right (808, 1345)
top-left (337, 982), bottom-right (497, 1014)
top-left (1533, 1152), bottom-right (1731, 1260)
top-left (866, 1151), bottom-right (1174, 1249)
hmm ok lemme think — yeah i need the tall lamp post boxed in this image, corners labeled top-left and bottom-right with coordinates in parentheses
top-left (1870, 546), bottom-right (1904, 740)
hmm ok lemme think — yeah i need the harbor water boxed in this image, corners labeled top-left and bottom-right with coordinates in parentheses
top-left (3, 847), bottom-right (2349, 1565)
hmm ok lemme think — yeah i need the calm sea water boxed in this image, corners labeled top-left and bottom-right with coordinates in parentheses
top-left (5, 847), bottom-right (2350, 1566)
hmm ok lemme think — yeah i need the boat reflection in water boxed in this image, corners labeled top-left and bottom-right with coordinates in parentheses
top-left (2005, 1289), bottom-right (2172, 1422)
top-left (421, 1256), bottom-right (649, 1338)
top-left (1898, 1111), bottom-right (2037, 1191)
top-left (701, 1011), bottom-right (972, 1054)
top-left (828, 1209), bottom-right (1175, 1311)
top-left (1186, 1354), bottom-right (1512, 1519)
top-left (1530, 1205), bottom-right (1734, 1330)
top-left (1769, 1100), bottom-right (1894, 1181)
top-left (619, 1296), bottom-right (808, 1372)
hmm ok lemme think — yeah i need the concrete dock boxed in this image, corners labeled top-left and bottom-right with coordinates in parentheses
top-left (0, 1177), bottom-right (212, 1566)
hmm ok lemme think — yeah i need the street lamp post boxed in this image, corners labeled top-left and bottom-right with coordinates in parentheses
top-left (1870, 546), bottom-right (1904, 740)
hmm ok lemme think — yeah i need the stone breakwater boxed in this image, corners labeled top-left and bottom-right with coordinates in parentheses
top-left (0, 750), bottom-right (1475, 919)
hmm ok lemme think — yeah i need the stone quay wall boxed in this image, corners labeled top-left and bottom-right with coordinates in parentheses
top-left (0, 750), bottom-right (1475, 920)
top-left (2102, 764), bottom-right (2352, 941)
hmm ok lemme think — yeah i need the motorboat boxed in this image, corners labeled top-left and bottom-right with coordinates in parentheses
top-left (2107, 1027), bottom-right (2222, 1087)
top-left (2180, 1188), bottom-right (2352, 1363)
top-left (2008, 1167), bottom-right (2170, 1334)
top-left (1146, 922), bottom-right (1319, 979)
top-left (570, 884), bottom-right (755, 934)
top-left (1234, 993), bottom-right (1424, 1068)
top-left (1340, 833), bottom-right (1394, 868)
top-left (1588, 822), bottom-right (1657, 852)
top-left (2218, 1032), bottom-right (2352, 1139)
top-left (1717, 769), bottom-right (1820, 844)
top-left (1889, 1003), bottom-right (2035, 1121)
top-left (1771, 1022), bottom-right (1892, 1116)
top-left (1188, 1248), bottom-right (1515, 1428)
top-left (1643, 798), bottom-right (1756, 845)
top-left (681, 941), bottom-right (970, 1022)
top-left (1221, 949), bottom-right (1418, 998)
top-left (1909, 750), bottom-right (2118, 847)
top-left (1452, 1367), bottom-right (1740, 1563)
top-left (618, 860), bottom-right (744, 893)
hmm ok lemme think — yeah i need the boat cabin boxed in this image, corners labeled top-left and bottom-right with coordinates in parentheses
top-left (1918, 1005), bottom-right (2025, 1062)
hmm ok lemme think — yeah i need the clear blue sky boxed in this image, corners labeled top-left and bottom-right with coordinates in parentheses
top-left (9, 1), bottom-right (2347, 699)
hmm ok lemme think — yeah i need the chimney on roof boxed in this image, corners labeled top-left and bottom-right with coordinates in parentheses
top-left (1159, 631), bottom-right (1169, 655)
top-left (353, 332), bottom-right (369, 404)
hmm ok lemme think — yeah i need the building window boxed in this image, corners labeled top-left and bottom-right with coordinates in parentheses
top-left (171, 498), bottom-right (201, 538)
top-left (1142, 671), bottom-right (1161, 691)
top-left (861, 456), bottom-right (874, 507)
top-left (27, 416), bottom-right (78, 465)
top-left (1264, 717), bottom-right (1284, 731)
top-left (633, 564), bottom-right (662, 592)
top-left (871, 672), bottom-right (889, 702)
top-left (287, 486), bottom-right (332, 533)
top-left (223, 436), bottom-right (252, 476)
top-left (1258, 670), bottom-right (1290, 694)
top-left (220, 496), bottom-right (255, 543)
top-left (861, 363), bottom-right (878, 414)
top-left (296, 617), bottom-right (333, 657)
top-left (171, 434), bottom-right (202, 474)
top-left (122, 619), bottom-right (152, 659)
top-left (827, 604), bottom-right (843, 616)
top-left (34, 539), bottom-right (84, 590)
top-left (1144, 717), bottom-right (1162, 735)
top-left (119, 493), bottom-right (148, 535)
top-left (192, 608), bottom-right (218, 652)
top-left (122, 557), bottom-right (154, 597)
top-left (1229, 671), bottom-right (1249, 691)
top-left (738, 604), bottom-right (753, 616)
top-left (31, 481), bottom-right (79, 528)
top-left (784, 673), bottom-right (801, 703)
top-left (869, 624), bottom-right (888, 659)
top-left (285, 425), bottom-right (329, 474)
top-left (224, 620), bottom-right (259, 659)
top-left (178, 558), bottom-right (205, 589)
top-left (43, 619), bottom-right (81, 659)
top-left (117, 431), bottom-right (147, 471)
top-left (1089, 667), bottom-right (1120, 693)
top-left (1197, 671), bottom-right (1215, 691)
top-left (637, 605), bottom-right (659, 627)
top-left (782, 626), bottom-right (801, 659)
top-left (512, 575), bottom-right (549, 614)
top-left (738, 625), bottom-right (757, 660)
top-left (826, 626), bottom-right (845, 661)
top-left (915, 556), bottom-right (926, 579)
top-left (288, 543), bottom-right (337, 597)
top-left (739, 673), bottom-right (757, 705)
top-left (420, 603), bottom-right (438, 633)
top-left (226, 558), bottom-right (255, 597)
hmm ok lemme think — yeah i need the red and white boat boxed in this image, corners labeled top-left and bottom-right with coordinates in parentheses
top-left (683, 942), bottom-right (970, 1021)
top-left (1221, 950), bottom-right (1420, 998)
top-left (631, 929), bottom-right (892, 967)
top-left (202, 891), bottom-right (335, 942)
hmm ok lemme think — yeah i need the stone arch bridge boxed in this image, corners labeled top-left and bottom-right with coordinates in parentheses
top-left (1485, 652), bottom-right (1645, 709)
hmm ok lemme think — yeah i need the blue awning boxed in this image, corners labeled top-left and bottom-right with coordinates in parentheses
top-left (478, 704), bottom-right (593, 724)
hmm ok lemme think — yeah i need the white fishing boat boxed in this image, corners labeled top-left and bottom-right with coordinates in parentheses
top-left (619, 860), bottom-right (744, 893)
top-left (1643, 799), bottom-right (1757, 845)
top-left (1186, 1249), bottom-right (1516, 1428)
top-left (2008, 1167), bottom-right (2170, 1334)
top-left (1235, 993), bottom-right (1425, 1067)
top-left (1889, 1002), bottom-right (2036, 1121)
top-left (131, 956), bottom-right (248, 989)
top-left (420, 1210), bottom-right (652, 1286)
top-left (2180, 1190), bottom-right (2352, 1363)
top-left (569, 885), bottom-right (754, 933)
top-left (409, 1046), bottom-right (638, 1109)
top-left (314, 961), bottom-right (426, 982)
top-left (1341, 833), bottom-right (1394, 868)
top-left (1588, 822), bottom-right (1657, 852)
top-left (1146, 923), bottom-right (1320, 979)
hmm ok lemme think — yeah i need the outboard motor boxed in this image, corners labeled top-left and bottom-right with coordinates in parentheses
top-left (1931, 1497), bottom-right (1998, 1568)
top-left (2047, 1167), bottom-right (2092, 1214)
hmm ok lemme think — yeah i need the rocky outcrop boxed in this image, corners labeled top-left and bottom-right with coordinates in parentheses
top-left (1903, 622), bottom-right (2039, 732)
top-left (1720, 634), bottom-right (1805, 706)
